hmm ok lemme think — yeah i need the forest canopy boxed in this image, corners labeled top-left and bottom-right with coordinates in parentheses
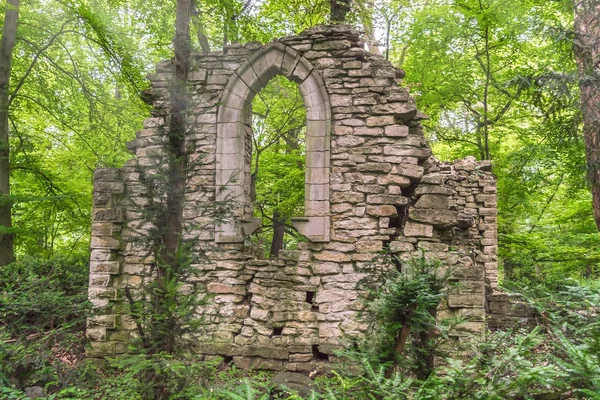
top-left (1, 0), bottom-right (597, 282)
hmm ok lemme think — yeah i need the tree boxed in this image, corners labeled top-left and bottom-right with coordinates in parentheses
top-left (162, 0), bottom-right (191, 269)
top-left (0, 0), bottom-right (150, 261)
top-left (0, 0), bottom-right (20, 266)
top-left (330, 0), bottom-right (350, 22)
top-left (573, 0), bottom-right (600, 231)
top-left (377, 0), bottom-right (599, 280)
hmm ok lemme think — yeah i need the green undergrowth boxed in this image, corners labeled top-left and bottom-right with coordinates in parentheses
top-left (1, 256), bottom-right (599, 399)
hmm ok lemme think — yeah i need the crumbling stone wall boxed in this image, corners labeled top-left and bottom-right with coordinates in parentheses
top-left (87, 25), bottom-right (500, 371)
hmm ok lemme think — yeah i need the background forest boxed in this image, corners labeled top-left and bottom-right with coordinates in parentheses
top-left (1, 0), bottom-right (600, 399)
top-left (1, 0), bottom-right (598, 280)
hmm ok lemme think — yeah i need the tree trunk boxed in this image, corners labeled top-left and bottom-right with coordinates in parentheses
top-left (0, 0), bottom-right (20, 266)
top-left (269, 210), bottom-right (285, 258)
top-left (191, 0), bottom-right (211, 52)
top-left (162, 0), bottom-right (190, 264)
top-left (330, 0), bottom-right (350, 23)
top-left (573, 0), bottom-right (600, 231)
top-left (385, 303), bottom-right (416, 378)
top-left (154, 0), bottom-right (190, 356)
top-left (415, 308), bottom-right (437, 380)
top-left (360, 0), bottom-right (381, 55)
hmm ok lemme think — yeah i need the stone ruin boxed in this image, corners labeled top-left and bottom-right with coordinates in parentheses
top-left (86, 25), bottom-right (510, 371)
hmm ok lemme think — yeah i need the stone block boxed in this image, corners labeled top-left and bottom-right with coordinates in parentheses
top-left (313, 40), bottom-right (352, 51)
top-left (366, 205), bottom-right (397, 216)
top-left (91, 236), bottom-right (121, 250)
top-left (90, 261), bottom-right (120, 274)
top-left (233, 356), bottom-right (283, 370)
top-left (384, 125), bottom-right (409, 137)
top-left (312, 262), bottom-right (342, 274)
top-left (207, 283), bottom-right (246, 295)
top-left (409, 208), bottom-right (457, 228)
top-left (88, 288), bottom-right (118, 301)
top-left (87, 315), bottom-right (118, 329)
top-left (356, 184), bottom-right (385, 194)
top-left (315, 289), bottom-right (348, 303)
top-left (94, 169), bottom-right (121, 182)
top-left (245, 346), bottom-right (290, 359)
top-left (415, 195), bottom-right (450, 209)
top-left (86, 341), bottom-right (116, 358)
top-left (447, 294), bottom-right (485, 308)
top-left (314, 251), bottom-right (351, 262)
top-left (475, 194), bottom-right (496, 203)
top-left (355, 240), bottom-right (382, 252)
top-left (93, 208), bottom-right (124, 223)
top-left (414, 185), bottom-right (455, 196)
top-left (366, 194), bottom-right (407, 205)
top-left (89, 274), bottom-right (111, 287)
top-left (366, 115), bottom-right (394, 126)
top-left (331, 192), bottom-right (364, 203)
top-left (389, 241), bottom-right (414, 252)
top-left (451, 322), bottom-right (485, 337)
top-left (404, 222), bottom-right (433, 237)
top-left (86, 327), bottom-right (107, 342)
top-left (291, 216), bottom-right (330, 242)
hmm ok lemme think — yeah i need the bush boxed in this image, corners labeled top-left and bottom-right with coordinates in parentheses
top-left (0, 255), bottom-right (89, 390)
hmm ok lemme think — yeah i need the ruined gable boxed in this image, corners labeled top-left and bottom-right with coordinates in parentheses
top-left (86, 25), bottom-right (499, 370)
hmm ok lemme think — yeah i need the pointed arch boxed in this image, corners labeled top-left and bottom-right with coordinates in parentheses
top-left (216, 43), bottom-right (331, 243)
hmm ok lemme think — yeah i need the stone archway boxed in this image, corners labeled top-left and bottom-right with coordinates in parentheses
top-left (216, 43), bottom-right (331, 243)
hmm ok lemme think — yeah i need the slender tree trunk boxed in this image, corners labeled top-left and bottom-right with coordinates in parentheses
top-left (573, 0), bottom-right (600, 231)
top-left (191, 0), bottom-right (211, 52)
top-left (384, 303), bottom-right (416, 378)
top-left (482, 26), bottom-right (491, 160)
top-left (385, 17), bottom-right (391, 60)
top-left (330, 0), bottom-right (350, 23)
top-left (154, 0), bottom-right (190, 356)
top-left (164, 0), bottom-right (190, 263)
top-left (416, 308), bottom-right (437, 380)
top-left (0, 0), bottom-right (19, 266)
top-left (360, 0), bottom-right (381, 55)
top-left (269, 210), bottom-right (285, 258)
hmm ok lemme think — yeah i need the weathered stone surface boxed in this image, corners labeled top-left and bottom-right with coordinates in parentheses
top-left (409, 208), bottom-right (458, 228)
top-left (414, 194), bottom-right (450, 209)
top-left (24, 387), bottom-right (45, 399)
top-left (233, 356), bottom-right (283, 370)
top-left (404, 222), bottom-right (433, 237)
top-left (273, 372), bottom-right (317, 397)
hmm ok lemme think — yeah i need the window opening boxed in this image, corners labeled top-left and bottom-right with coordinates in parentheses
top-left (312, 345), bottom-right (329, 361)
top-left (306, 291), bottom-right (319, 311)
top-left (271, 326), bottom-right (284, 337)
top-left (250, 75), bottom-right (306, 258)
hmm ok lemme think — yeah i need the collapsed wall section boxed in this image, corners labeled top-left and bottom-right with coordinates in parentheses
top-left (86, 25), bottom-right (499, 370)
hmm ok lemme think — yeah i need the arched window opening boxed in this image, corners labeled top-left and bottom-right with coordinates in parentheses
top-left (250, 76), bottom-right (306, 258)
top-left (216, 43), bottom-right (331, 245)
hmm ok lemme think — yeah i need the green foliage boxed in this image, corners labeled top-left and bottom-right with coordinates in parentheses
top-left (0, 256), bottom-right (89, 391)
top-left (6, 0), bottom-right (150, 258)
top-left (0, 256), bottom-right (89, 337)
top-left (353, 254), bottom-right (450, 378)
top-left (375, 0), bottom-right (597, 282)
top-left (250, 75), bottom-right (306, 255)
top-left (123, 244), bottom-right (208, 357)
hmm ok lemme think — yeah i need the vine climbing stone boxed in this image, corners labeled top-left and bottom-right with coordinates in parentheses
top-left (86, 25), bottom-right (508, 371)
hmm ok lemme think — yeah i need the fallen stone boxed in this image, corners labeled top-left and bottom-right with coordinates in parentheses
top-left (273, 372), bottom-right (316, 398)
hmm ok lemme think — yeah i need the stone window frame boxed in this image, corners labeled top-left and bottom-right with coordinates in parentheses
top-left (215, 43), bottom-right (331, 243)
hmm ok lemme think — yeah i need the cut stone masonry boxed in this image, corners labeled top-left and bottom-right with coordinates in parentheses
top-left (87, 25), bottom-right (504, 370)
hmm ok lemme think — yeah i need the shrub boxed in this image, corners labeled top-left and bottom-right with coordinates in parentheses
top-left (0, 255), bottom-right (89, 391)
